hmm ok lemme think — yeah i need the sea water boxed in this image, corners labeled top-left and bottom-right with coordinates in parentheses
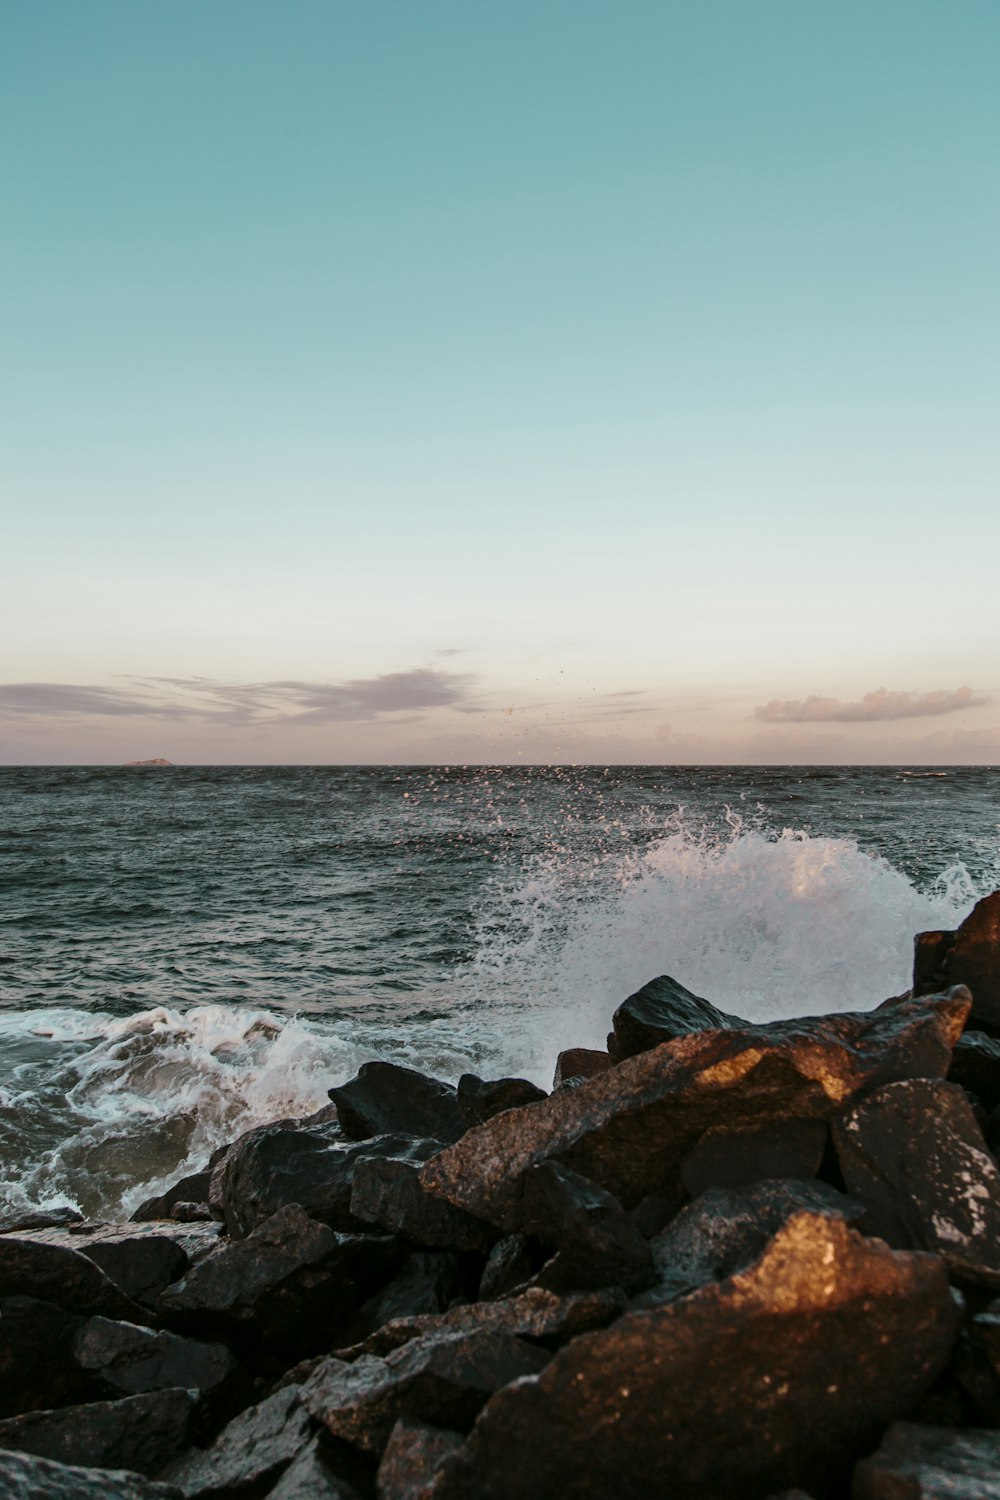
top-left (1, 764), bottom-right (997, 1221)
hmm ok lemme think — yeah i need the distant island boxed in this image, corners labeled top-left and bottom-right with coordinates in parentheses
top-left (123, 758), bottom-right (174, 767)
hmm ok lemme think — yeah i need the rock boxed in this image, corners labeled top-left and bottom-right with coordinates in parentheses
top-left (552, 1049), bottom-right (612, 1089)
top-left (455, 1076), bottom-right (546, 1128)
top-left (0, 1237), bottom-right (149, 1323)
top-left (216, 1120), bottom-right (442, 1238)
top-left (338, 1285), bottom-right (624, 1361)
top-left (350, 1155), bottom-right (493, 1252)
top-left (20, 1224), bottom-right (190, 1309)
top-left (645, 1180), bottom-right (863, 1303)
top-left (160, 1384), bottom-right (311, 1498)
top-left (680, 1118), bottom-right (828, 1195)
top-left (0, 1297), bottom-right (93, 1418)
top-left (833, 1078), bottom-right (1000, 1287)
top-left (159, 1204), bottom-right (394, 1363)
top-left (377, 1417), bottom-right (464, 1500)
top-left (329, 1064), bottom-right (466, 1145)
top-left (426, 1212), bottom-right (960, 1500)
top-left (520, 1162), bottom-right (655, 1296)
top-left (0, 1390), bottom-right (195, 1477)
top-left (266, 1437), bottom-right (364, 1498)
top-left (0, 1449), bottom-right (183, 1499)
top-left (948, 1031), bottom-right (1000, 1110)
top-left (477, 1235), bottom-right (540, 1300)
top-left (0, 1205), bottom-right (82, 1234)
top-left (420, 989), bottom-right (971, 1232)
top-left (914, 890), bottom-right (1000, 1032)
top-left (302, 1329), bottom-right (551, 1455)
top-left (132, 1173), bottom-right (213, 1223)
top-left (852, 1422), bottom-right (1000, 1498)
top-left (72, 1316), bottom-right (239, 1403)
top-left (607, 973), bottom-right (740, 1062)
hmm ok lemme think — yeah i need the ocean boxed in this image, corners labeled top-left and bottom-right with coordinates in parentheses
top-left (1, 764), bottom-right (997, 1223)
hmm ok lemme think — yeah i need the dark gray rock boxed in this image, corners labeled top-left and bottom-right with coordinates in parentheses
top-left (0, 1237), bottom-right (149, 1323)
top-left (266, 1437), bottom-right (363, 1498)
top-left (914, 889), bottom-right (1000, 1032)
top-left (132, 1173), bottom-right (213, 1223)
top-left (329, 1064), bottom-right (466, 1145)
top-left (427, 1214), bottom-right (960, 1500)
top-left (72, 1317), bottom-right (238, 1401)
top-left (376, 1417), bottom-right (463, 1500)
top-left (0, 1389), bottom-right (195, 1477)
top-left (302, 1329), bottom-right (551, 1455)
top-left (420, 990), bottom-right (971, 1232)
top-left (455, 1076), bottom-right (546, 1129)
top-left (852, 1421), bottom-right (1000, 1499)
top-left (608, 973), bottom-right (740, 1062)
top-left (949, 1031), bottom-right (1000, 1110)
top-left (0, 1205), bottom-right (82, 1235)
top-left (22, 1225), bottom-right (190, 1309)
top-left (0, 1297), bottom-right (93, 1418)
top-left (552, 1049), bottom-right (612, 1089)
top-left (160, 1384), bottom-right (311, 1498)
top-left (521, 1162), bottom-right (655, 1296)
top-left (680, 1118), bottom-right (828, 1195)
top-left (350, 1154), bottom-right (492, 1252)
top-left (833, 1078), bottom-right (1000, 1287)
top-left (0, 1449), bottom-right (183, 1500)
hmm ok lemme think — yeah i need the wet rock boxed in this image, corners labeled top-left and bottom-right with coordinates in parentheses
top-left (552, 1049), bottom-right (612, 1089)
top-left (948, 1031), bottom-right (1000, 1111)
top-left (21, 1224), bottom-right (191, 1308)
top-left (477, 1235), bottom-right (539, 1300)
top-left (338, 1253), bottom-right (461, 1348)
top-left (132, 1173), bottom-right (212, 1223)
top-left (377, 1417), bottom-right (464, 1500)
top-left (0, 1449), bottom-right (183, 1500)
top-left (350, 1155), bottom-right (492, 1252)
top-left (680, 1118), bottom-right (828, 1195)
top-left (160, 1204), bottom-right (397, 1363)
top-left (852, 1421), bottom-right (1000, 1499)
top-left (329, 1064), bottom-right (466, 1146)
top-left (0, 1297), bottom-right (93, 1418)
top-left (338, 1285), bottom-right (624, 1361)
top-left (914, 890), bottom-right (1000, 1032)
top-left (216, 1120), bottom-right (442, 1239)
top-left (160, 1383), bottom-right (311, 1498)
top-left (0, 1236), bottom-right (149, 1323)
top-left (520, 1162), bottom-right (655, 1295)
top-left (267, 1437), bottom-right (364, 1498)
top-left (455, 1076), bottom-right (546, 1128)
top-left (607, 973), bottom-right (740, 1062)
top-left (302, 1329), bottom-right (551, 1455)
top-left (0, 1389), bottom-right (195, 1477)
top-left (420, 989), bottom-right (971, 1232)
top-left (0, 1204), bottom-right (82, 1235)
top-left (427, 1213), bottom-right (960, 1500)
top-left (833, 1078), bottom-right (1000, 1287)
top-left (72, 1316), bottom-right (239, 1403)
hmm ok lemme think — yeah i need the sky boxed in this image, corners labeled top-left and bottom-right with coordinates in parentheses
top-left (2, 0), bottom-right (998, 764)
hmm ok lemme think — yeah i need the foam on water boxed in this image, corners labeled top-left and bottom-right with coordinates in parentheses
top-left (0, 817), bottom-right (985, 1221)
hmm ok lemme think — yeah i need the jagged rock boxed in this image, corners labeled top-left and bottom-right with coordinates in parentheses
top-left (216, 1120), bottom-right (442, 1238)
top-left (132, 1173), bottom-right (212, 1223)
top-left (0, 1449), bottom-right (183, 1499)
top-left (420, 989), bottom-right (971, 1232)
top-left (456, 1076), bottom-right (546, 1128)
top-left (426, 1213), bottom-right (960, 1500)
top-left (338, 1253), bottom-right (461, 1349)
top-left (645, 1180), bottom-right (863, 1303)
top-left (0, 1237), bottom-right (150, 1323)
top-left (0, 1389), bottom-right (195, 1477)
top-left (914, 890), bottom-right (1000, 1031)
top-left (607, 973), bottom-right (740, 1062)
top-left (302, 1329), bottom-right (551, 1455)
top-left (833, 1078), bottom-right (1000, 1287)
top-left (20, 1224), bottom-right (191, 1308)
top-left (266, 1437), bottom-right (364, 1498)
top-left (350, 1155), bottom-right (493, 1251)
top-left (0, 1204), bottom-right (82, 1234)
top-left (852, 1422), bottom-right (1000, 1498)
top-left (377, 1417), bottom-right (464, 1500)
top-left (329, 1064), bottom-right (466, 1145)
top-left (552, 1049), bottom-right (612, 1089)
top-left (520, 1162), bottom-right (655, 1295)
top-left (338, 1285), bottom-right (624, 1361)
top-left (477, 1235), bottom-right (539, 1300)
top-left (160, 1384), bottom-right (311, 1498)
top-left (0, 1297), bottom-right (93, 1417)
top-left (680, 1118), bottom-right (828, 1195)
top-left (72, 1316), bottom-right (239, 1402)
top-left (949, 1031), bottom-right (1000, 1110)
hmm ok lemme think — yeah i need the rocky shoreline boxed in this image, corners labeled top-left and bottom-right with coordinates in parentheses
top-left (3, 894), bottom-right (1000, 1498)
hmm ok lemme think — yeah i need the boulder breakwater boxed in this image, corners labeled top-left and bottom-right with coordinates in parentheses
top-left (3, 893), bottom-right (1000, 1499)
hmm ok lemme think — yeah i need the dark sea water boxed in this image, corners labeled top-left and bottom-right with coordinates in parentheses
top-left (1, 764), bottom-right (998, 1220)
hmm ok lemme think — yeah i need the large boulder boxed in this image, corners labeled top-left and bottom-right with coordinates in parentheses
top-left (329, 1064), bottom-right (466, 1145)
top-left (420, 989), bottom-right (971, 1232)
top-left (832, 1078), bottom-right (1000, 1287)
top-left (267, 1438), bottom-right (364, 1498)
top-left (914, 890), bottom-right (1000, 1031)
top-left (350, 1155), bottom-right (493, 1252)
top-left (0, 1389), bottom-right (195, 1477)
top-left (0, 1237), bottom-right (150, 1324)
top-left (607, 974), bottom-right (740, 1062)
top-left (456, 1076), bottom-right (546, 1128)
top-left (852, 1422), bottom-right (1000, 1499)
top-left (17, 1224), bottom-right (192, 1309)
top-left (0, 1449), bottom-right (183, 1499)
top-left (425, 1213), bottom-right (960, 1499)
top-left (72, 1317), bottom-right (239, 1404)
top-left (159, 1384), bottom-right (311, 1499)
top-left (552, 1049), bottom-right (612, 1088)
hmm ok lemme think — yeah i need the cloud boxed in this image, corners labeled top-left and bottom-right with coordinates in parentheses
top-left (753, 685), bottom-right (990, 724)
top-left (0, 669), bottom-right (476, 726)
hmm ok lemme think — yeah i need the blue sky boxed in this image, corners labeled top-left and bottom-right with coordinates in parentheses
top-left (2, 1), bottom-right (998, 762)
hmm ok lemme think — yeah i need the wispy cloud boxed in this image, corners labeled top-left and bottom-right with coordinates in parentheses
top-left (0, 669), bottom-right (476, 726)
top-left (753, 685), bottom-right (990, 724)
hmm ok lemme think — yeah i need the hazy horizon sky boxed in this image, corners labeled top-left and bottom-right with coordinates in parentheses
top-left (3, 1), bottom-right (998, 764)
